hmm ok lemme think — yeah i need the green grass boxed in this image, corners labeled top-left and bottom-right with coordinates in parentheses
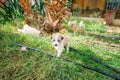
top-left (0, 18), bottom-right (120, 80)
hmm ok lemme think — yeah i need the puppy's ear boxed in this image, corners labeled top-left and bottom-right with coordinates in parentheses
top-left (61, 36), bottom-right (64, 40)
top-left (51, 36), bottom-right (53, 39)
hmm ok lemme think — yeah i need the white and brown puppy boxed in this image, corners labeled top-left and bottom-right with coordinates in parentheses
top-left (51, 33), bottom-right (70, 57)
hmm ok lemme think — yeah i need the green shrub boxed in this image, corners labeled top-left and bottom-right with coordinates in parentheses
top-left (0, 0), bottom-right (23, 21)
top-left (32, 0), bottom-right (45, 16)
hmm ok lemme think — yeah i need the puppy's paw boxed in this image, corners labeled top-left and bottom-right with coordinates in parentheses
top-left (57, 54), bottom-right (61, 58)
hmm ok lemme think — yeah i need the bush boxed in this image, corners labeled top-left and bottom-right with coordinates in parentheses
top-left (32, 0), bottom-right (45, 16)
top-left (0, 0), bottom-right (23, 21)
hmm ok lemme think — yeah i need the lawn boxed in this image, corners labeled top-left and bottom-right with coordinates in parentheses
top-left (0, 18), bottom-right (120, 80)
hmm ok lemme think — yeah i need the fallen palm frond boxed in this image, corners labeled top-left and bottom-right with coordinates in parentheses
top-left (19, 0), bottom-right (35, 26)
top-left (43, 0), bottom-right (71, 33)
top-left (19, 0), bottom-right (45, 30)
top-left (19, 0), bottom-right (71, 33)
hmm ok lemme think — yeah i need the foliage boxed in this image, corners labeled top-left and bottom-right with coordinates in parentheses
top-left (0, 0), bottom-right (23, 21)
top-left (84, 20), bottom-right (106, 33)
top-left (90, 12), bottom-right (101, 18)
top-left (32, 0), bottom-right (45, 16)
top-left (72, 8), bottom-right (82, 17)
top-left (43, 0), bottom-right (71, 33)
top-left (18, 0), bottom-right (71, 33)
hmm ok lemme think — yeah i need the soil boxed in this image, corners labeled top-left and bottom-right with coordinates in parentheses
top-left (106, 25), bottom-right (120, 34)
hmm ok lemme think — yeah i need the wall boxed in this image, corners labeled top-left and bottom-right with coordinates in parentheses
top-left (72, 0), bottom-right (106, 10)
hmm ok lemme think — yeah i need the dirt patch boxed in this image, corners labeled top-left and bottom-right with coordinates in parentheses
top-left (106, 26), bottom-right (120, 34)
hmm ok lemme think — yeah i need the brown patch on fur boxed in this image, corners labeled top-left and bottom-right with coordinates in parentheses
top-left (71, 24), bottom-right (84, 33)
top-left (58, 35), bottom-right (64, 43)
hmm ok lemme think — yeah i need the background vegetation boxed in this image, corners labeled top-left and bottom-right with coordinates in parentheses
top-left (0, 0), bottom-right (23, 21)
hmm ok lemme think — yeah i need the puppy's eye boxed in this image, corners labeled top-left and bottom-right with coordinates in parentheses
top-left (53, 40), bottom-right (55, 41)
top-left (58, 40), bottom-right (60, 42)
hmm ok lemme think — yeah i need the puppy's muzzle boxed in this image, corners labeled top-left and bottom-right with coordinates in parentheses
top-left (55, 44), bottom-right (58, 46)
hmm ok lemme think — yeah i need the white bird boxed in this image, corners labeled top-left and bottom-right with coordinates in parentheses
top-left (18, 24), bottom-right (40, 35)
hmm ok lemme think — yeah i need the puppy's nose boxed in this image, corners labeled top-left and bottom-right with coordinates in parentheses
top-left (55, 44), bottom-right (57, 46)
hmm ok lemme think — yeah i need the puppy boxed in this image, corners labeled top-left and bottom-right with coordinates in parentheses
top-left (69, 21), bottom-right (84, 33)
top-left (51, 33), bottom-right (70, 57)
top-left (71, 24), bottom-right (84, 33)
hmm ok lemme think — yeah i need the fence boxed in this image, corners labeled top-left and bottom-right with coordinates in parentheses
top-left (105, 0), bottom-right (120, 19)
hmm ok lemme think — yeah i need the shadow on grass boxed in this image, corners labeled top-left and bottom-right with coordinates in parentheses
top-left (85, 32), bottom-right (120, 44)
top-left (0, 31), bottom-right (29, 51)
top-left (69, 47), bottom-right (120, 76)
